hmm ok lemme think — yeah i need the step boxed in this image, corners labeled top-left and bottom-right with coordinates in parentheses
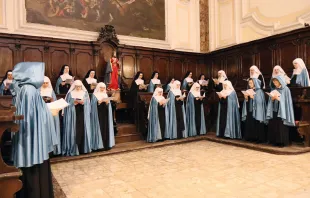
top-left (115, 133), bottom-right (142, 144)
top-left (116, 103), bottom-right (128, 110)
top-left (116, 124), bottom-right (137, 135)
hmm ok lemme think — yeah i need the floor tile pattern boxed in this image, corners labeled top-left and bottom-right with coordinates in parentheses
top-left (52, 141), bottom-right (310, 198)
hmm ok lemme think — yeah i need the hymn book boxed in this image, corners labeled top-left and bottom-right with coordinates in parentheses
top-left (160, 98), bottom-right (170, 105)
top-left (200, 80), bottom-right (209, 86)
top-left (139, 84), bottom-right (148, 90)
top-left (47, 98), bottom-right (69, 116)
top-left (265, 90), bottom-right (281, 101)
top-left (241, 89), bottom-right (256, 97)
top-left (216, 92), bottom-right (226, 98)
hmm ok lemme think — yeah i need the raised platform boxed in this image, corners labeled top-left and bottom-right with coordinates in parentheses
top-left (115, 123), bottom-right (142, 144)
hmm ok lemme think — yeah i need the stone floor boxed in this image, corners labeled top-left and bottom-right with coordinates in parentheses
top-left (52, 141), bottom-right (310, 198)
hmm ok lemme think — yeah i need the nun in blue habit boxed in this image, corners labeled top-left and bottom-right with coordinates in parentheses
top-left (148, 71), bottom-right (161, 92)
top-left (165, 77), bottom-right (175, 92)
top-left (0, 70), bottom-right (13, 95)
top-left (167, 80), bottom-right (187, 139)
top-left (266, 76), bottom-right (295, 146)
top-left (40, 76), bottom-right (61, 155)
top-left (147, 88), bottom-right (169, 142)
top-left (291, 58), bottom-right (310, 87)
top-left (216, 81), bottom-right (241, 139)
top-left (181, 71), bottom-right (194, 91)
top-left (55, 65), bottom-right (74, 94)
top-left (11, 62), bottom-right (57, 198)
top-left (90, 83), bottom-right (115, 151)
top-left (186, 82), bottom-right (207, 136)
top-left (269, 65), bottom-right (291, 89)
top-left (242, 78), bottom-right (267, 142)
top-left (62, 80), bottom-right (92, 156)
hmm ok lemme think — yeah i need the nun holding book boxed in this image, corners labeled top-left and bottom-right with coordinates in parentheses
top-left (62, 80), bottom-right (92, 156)
top-left (0, 70), bottom-right (13, 95)
top-left (291, 58), bottom-right (310, 87)
top-left (90, 82), bottom-right (115, 151)
top-left (55, 65), bottom-right (74, 94)
top-left (167, 80), bottom-right (187, 139)
top-left (211, 70), bottom-right (228, 92)
top-left (216, 81), bottom-right (241, 139)
top-left (40, 76), bottom-right (61, 155)
top-left (266, 75), bottom-right (295, 147)
top-left (186, 82), bottom-right (207, 137)
top-left (82, 69), bottom-right (98, 93)
top-left (147, 87), bottom-right (169, 142)
top-left (241, 78), bottom-right (267, 142)
top-left (181, 71), bottom-right (194, 91)
top-left (148, 71), bottom-right (161, 93)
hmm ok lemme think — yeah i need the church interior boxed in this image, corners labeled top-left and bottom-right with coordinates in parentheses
top-left (1, 0), bottom-right (310, 197)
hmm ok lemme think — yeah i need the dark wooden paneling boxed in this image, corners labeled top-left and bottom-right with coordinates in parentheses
top-left (75, 51), bottom-right (92, 80)
top-left (155, 58), bottom-right (169, 83)
top-left (22, 47), bottom-right (43, 62)
top-left (205, 27), bottom-right (310, 88)
top-left (50, 48), bottom-right (70, 80)
top-left (226, 55), bottom-right (239, 78)
top-left (279, 40), bottom-right (299, 74)
top-left (139, 56), bottom-right (153, 81)
top-left (241, 53), bottom-right (253, 78)
top-left (0, 46), bottom-right (13, 78)
top-left (172, 59), bottom-right (183, 80)
top-left (257, 44), bottom-right (273, 76)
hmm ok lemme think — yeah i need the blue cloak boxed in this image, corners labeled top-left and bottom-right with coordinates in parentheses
top-left (0, 83), bottom-right (4, 95)
top-left (104, 61), bottom-right (112, 85)
top-left (55, 77), bottom-right (62, 94)
top-left (167, 91), bottom-right (188, 139)
top-left (11, 62), bottom-right (57, 168)
top-left (181, 80), bottom-right (188, 90)
top-left (216, 91), bottom-right (241, 139)
top-left (242, 78), bottom-right (266, 123)
top-left (292, 68), bottom-right (310, 87)
top-left (62, 92), bottom-right (92, 156)
top-left (147, 98), bottom-right (169, 142)
top-left (266, 76), bottom-right (295, 126)
top-left (186, 92), bottom-right (207, 137)
top-left (165, 84), bottom-right (171, 92)
top-left (51, 91), bottom-right (61, 155)
top-left (147, 81), bottom-right (155, 92)
top-left (90, 95), bottom-right (115, 150)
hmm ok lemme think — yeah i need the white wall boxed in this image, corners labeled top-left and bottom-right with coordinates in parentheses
top-left (209, 0), bottom-right (310, 51)
top-left (0, 0), bottom-right (201, 52)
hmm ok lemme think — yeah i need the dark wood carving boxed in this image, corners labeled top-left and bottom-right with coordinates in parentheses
top-left (0, 99), bottom-right (23, 198)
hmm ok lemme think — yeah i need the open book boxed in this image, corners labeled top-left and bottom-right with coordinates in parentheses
top-left (265, 90), bottom-right (281, 101)
top-left (177, 93), bottom-right (186, 100)
top-left (216, 92), bottom-right (227, 98)
top-left (101, 97), bottom-right (115, 102)
top-left (47, 98), bottom-right (69, 116)
top-left (241, 89), bottom-right (256, 97)
top-left (139, 84), bottom-right (148, 90)
top-left (160, 98), bottom-right (170, 105)
top-left (200, 80), bottom-right (209, 86)
top-left (65, 78), bottom-right (74, 84)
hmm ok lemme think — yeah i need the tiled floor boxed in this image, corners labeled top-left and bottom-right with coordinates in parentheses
top-left (52, 141), bottom-right (310, 198)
